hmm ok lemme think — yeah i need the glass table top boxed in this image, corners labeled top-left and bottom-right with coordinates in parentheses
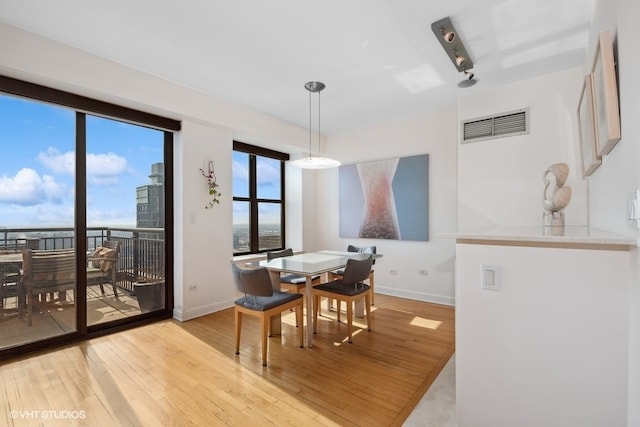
top-left (250, 250), bottom-right (380, 275)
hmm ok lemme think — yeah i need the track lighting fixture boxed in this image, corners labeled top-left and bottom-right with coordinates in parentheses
top-left (431, 16), bottom-right (478, 88)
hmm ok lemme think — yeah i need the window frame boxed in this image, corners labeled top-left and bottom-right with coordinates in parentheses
top-left (0, 74), bottom-right (178, 359)
top-left (233, 141), bottom-right (289, 255)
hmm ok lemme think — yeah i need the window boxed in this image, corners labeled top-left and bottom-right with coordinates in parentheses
top-left (232, 141), bottom-right (289, 255)
top-left (0, 75), bottom-right (179, 357)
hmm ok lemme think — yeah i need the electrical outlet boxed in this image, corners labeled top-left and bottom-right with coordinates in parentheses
top-left (418, 269), bottom-right (428, 276)
top-left (389, 269), bottom-right (398, 276)
top-left (188, 284), bottom-right (198, 292)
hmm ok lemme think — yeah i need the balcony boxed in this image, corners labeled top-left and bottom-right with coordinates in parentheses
top-left (0, 227), bottom-right (166, 348)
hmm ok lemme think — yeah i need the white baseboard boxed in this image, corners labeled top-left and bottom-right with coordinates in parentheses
top-left (172, 290), bottom-right (454, 322)
top-left (375, 286), bottom-right (455, 306)
top-left (173, 299), bottom-right (233, 321)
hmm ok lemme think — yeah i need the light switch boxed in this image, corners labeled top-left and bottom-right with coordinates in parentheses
top-left (481, 264), bottom-right (499, 290)
top-left (484, 269), bottom-right (494, 286)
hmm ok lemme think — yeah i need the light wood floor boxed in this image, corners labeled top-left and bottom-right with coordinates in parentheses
top-left (0, 294), bottom-right (455, 427)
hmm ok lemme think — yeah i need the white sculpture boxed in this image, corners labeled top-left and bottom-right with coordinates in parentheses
top-left (542, 163), bottom-right (571, 229)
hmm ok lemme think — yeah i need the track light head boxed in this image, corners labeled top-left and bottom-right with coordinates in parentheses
top-left (442, 30), bottom-right (455, 43)
top-left (455, 55), bottom-right (467, 68)
top-left (458, 70), bottom-right (478, 88)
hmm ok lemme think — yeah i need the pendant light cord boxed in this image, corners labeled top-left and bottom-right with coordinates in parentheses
top-left (308, 89), bottom-right (312, 158)
top-left (318, 89), bottom-right (321, 157)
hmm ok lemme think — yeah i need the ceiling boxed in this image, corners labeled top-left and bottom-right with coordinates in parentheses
top-left (0, 0), bottom-right (595, 134)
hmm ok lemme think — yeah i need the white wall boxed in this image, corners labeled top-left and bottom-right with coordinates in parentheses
top-left (456, 243), bottom-right (630, 427)
top-left (458, 68), bottom-right (588, 231)
top-left (0, 22), bottom-right (312, 320)
top-left (454, 0), bottom-right (640, 424)
top-left (587, 0), bottom-right (640, 424)
top-left (174, 121), bottom-right (235, 320)
top-left (316, 107), bottom-right (459, 305)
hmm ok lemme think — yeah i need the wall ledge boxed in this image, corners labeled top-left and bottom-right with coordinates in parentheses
top-left (440, 226), bottom-right (637, 251)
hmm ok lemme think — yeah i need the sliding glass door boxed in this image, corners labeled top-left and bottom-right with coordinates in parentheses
top-left (0, 77), bottom-right (176, 355)
top-left (0, 94), bottom-right (78, 347)
top-left (85, 115), bottom-right (167, 326)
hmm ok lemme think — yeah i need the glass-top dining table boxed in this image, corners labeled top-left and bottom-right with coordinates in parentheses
top-left (248, 250), bottom-right (382, 348)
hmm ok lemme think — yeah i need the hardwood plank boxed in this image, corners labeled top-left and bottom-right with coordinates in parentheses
top-left (0, 294), bottom-right (454, 426)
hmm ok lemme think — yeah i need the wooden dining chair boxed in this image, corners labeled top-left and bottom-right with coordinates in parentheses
top-left (0, 253), bottom-right (23, 320)
top-left (329, 244), bottom-right (377, 311)
top-left (266, 248), bottom-right (321, 293)
top-left (266, 248), bottom-right (322, 325)
top-left (313, 255), bottom-right (373, 343)
top-left (232, 263), bottom-right (304, 366)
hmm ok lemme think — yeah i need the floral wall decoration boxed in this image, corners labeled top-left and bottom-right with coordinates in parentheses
top-left (200, 161), bottom-right (221, 208)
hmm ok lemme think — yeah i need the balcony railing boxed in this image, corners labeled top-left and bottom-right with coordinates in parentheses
top-left (0, 227), bottom-right (165, 293)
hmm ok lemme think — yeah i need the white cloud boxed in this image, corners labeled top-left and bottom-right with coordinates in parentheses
top-left (37, 147), bottom-right (74, 175)
top-left (256, 158), bottom-right (280, 185)
top-left (233, 158), bottom-right (249, 181)
top-left (37, 146), bottom-right (128, 185)
top-left (87, 152), bottom-right (128, 176)
top-left (34, 204), bottom-right (75, 225)
top-left (0, 168), bottom-right (65, 206)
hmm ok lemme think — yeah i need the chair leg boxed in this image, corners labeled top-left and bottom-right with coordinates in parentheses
top-left (294, 288), bottom-right (303, 327)
top-left (346, 300), bottom-right (353, 343)
top-left (365, 293), bottom-right (372, 332)
top-left (313, 294), bottom-right (319, 334)
top-left (369, 271), bottom-right (375, 305)
top-left (261, 316), bottom-right (269, 366)
top-left (0, 285), bottom-right (5, 319)
top-left (234, 310), bottom-right (242, 355)
top-left (112, 270), bottom-right (118, 298)
top-left (296, 303), bottom-right (304, 348)
top-left (27, 291), bottom-right (32, 327)
top-left (337, 300), bottom-right (341, 323)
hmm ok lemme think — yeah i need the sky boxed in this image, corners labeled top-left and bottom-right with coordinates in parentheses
top-left (232, 148), bottom-right (283, 226)
top-left (0, 94), bottom-right (164, 228)
top-left (0, 93), bottom-right (284, 230)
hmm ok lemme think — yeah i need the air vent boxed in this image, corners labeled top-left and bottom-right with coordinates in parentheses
top-left (462, 109), bottom-right (529, 143)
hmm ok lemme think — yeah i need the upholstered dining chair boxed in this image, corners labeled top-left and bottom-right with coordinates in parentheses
top-left (329, 244), bottom-right (377, 307)
top-left (232, 263), bottom-right (304, 366)
top-left (313, 255), bottom-right (374, 343)
top-left (266, 248), bottom-right (320, 294)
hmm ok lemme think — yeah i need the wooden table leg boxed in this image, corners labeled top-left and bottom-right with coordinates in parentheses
top-left (305, 275), bottom-right (314, 348)
top-left (268, 270), bottom-right (282, 336)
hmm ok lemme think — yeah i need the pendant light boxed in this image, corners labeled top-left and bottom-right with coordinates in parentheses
top-left (290, 81), bottom-right (341, 169)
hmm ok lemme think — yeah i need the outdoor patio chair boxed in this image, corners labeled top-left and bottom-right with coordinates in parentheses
top-left (87, 240), bottom-right (120, 298)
